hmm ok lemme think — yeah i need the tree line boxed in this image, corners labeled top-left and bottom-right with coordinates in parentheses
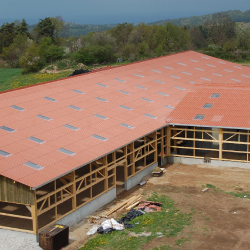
top-left (0, 14), bottom-right (250, 74)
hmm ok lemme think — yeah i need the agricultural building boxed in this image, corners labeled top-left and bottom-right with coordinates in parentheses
top-left (0, 51), bottom-right (250, 238)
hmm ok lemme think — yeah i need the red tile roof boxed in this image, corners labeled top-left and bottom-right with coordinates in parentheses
top-left (166, 83), bottom-right (250, 129)
top-left (1, 51), bottom-right (250, 188)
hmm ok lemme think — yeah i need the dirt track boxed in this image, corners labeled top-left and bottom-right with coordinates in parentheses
top-left (65, 164), bottom-right (250, 250)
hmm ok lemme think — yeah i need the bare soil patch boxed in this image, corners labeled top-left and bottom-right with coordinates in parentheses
top-left (65, 164), bottom-right (250, 250)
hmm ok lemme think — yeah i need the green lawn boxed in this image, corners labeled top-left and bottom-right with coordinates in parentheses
top-left (0, 68), bottom-right (22, 86)
top-left (0, 69), bottom-right (71, 92)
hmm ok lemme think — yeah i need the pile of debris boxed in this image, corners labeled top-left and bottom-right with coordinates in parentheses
top-left (86, 195), bottom-right (162, 236)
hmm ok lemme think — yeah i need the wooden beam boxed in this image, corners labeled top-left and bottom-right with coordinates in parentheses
top-left (219, 128), bottom-right (223, 161)
top-left (31, 190), bottom-right (38, 235)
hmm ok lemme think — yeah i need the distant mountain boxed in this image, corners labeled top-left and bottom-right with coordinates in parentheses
top-left (149, 10), bottom-right (250, 26)
top-left (28, 22), bottom-right (117, 37)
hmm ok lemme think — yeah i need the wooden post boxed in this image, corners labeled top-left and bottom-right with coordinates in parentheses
top-left (103, 156), bottom-right (108, 191)
top-left (124, 146), bottom-right (128, 181)
top-left (219, 128), bottom-right (223, 161)
top-left (31, 190), bottom-right (38, 235)
top-left (167, 126), bottom-right (171, 156)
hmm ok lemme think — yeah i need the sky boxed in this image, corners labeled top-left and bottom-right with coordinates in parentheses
top-left (1, 0), bottom-right (250, 25)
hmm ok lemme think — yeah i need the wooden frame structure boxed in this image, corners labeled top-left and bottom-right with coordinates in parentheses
top-left (168, 125), bottom-right (250, 162)
top-left (0, 128), bottom-right (168, 235)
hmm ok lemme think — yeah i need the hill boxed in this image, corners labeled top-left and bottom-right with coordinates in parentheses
top-left (149, 9), bottom-right (250, 26)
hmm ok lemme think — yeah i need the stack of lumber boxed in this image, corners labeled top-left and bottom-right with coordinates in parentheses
top-left (104, 194), bottom-right (142, 216)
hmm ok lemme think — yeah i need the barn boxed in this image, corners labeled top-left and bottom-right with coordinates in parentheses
top-left (1, 51), bottom-right (250, 238)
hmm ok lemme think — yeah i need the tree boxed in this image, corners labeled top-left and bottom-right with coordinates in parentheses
top-left (0, 22), bottom-right (16, 53)
top-left (109, 23), bottom-right (134, 46)
top-left (204, 14), bottom-right (236, 45)
top-left (34, 17), bottom-right (56, 42)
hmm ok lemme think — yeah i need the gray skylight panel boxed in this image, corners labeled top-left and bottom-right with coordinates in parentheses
top-left (195, 68), bottom-right (204, 71)
top-left (200, 77), bottom-right (211, 81)
top-left (28, 136), bottom-right (45, 144)
top-left (203, 103), bottom-right (213, 109)
top-left (141, 97), bottom-right (153, 102)
top-left (217, 61), bottom-right (226, 64)
top-left (190, 59), bottom-right (199, 62)
top-left (58, 148), bottom-right (76, 156)
top-left (207, 64), bottom-right (215, 67)
top-left (178, 62), bottom-right (187, 66)
top-left (37, 114), bottom-right (51, 121)
top-left (231, 79), bottom-right (241, 82)
top-left (234, 66), bottom-right (242, 69)
top-left (44, 96), bottom-right (57, 102)
top-left (165, 105), bottom-right (174, 109)
top-left (0, 126), bottom-right (15, 132)
top-left (242, 74), bottom-right (250, 78)
top-left (24, 161), bottom-right (44, 170)
top-left (72, 89), bottom-right (84, 94)
top-left (97, 83), bottom-right (108, 88)
top-left (134, 73), bottom-right (144, 77)
top-left (135, 85), bottom-right (147, 89)
top-left (115, 78), bottom-right (126, 83)
top-left (201, 56), bottom-right (209, 59)
top-left (119, 90), bottom-right (130, 95)
top-left (154, 80), bottom-right (164, 84)
top-left (96, 97), bottom-right (108, 102)
top-left (213, 73), bottom-right (222, 76)
top-left (182, 72), bottom-right (192, 75)
top-left (175, 86), bottom-right (185, 90)
top-left (224, 69), bottom-right (233, 72)
top-left (94, 114), bottom-right (108, 120)
top-left (210, 93), bottom-right (221, 98)
top-left (190, 81), bottom-right (196, 84)
top-left (157, 92), bottom-right (169, 97)
top-left (119, 105), bottom-right (132, 110)
top-left (10, 105), bottom-right (25, 111)
top-left (170, 75), bottom-right (180, 79)
top-left (194, 114), bottom-right (205, 120)
top-left (144, 113), bottom-right (157, 119)
top-left (120, 123), bottom-right (134, 129)
top-left (0, 150), bottom-right (11, 157)
top-left (92, 134), bottom-right (108, 141)
top-left (68, 105), bottom-right (82, 111)
top-left (64, 124), bottom-right (79, 131)
top-left (164, 66), bottom-right (173, 69)
top-left (151, 69), bottom-right (161, 73)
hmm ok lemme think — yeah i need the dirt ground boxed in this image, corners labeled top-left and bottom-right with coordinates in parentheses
top-left (64, 163), bottom-right (250, 250)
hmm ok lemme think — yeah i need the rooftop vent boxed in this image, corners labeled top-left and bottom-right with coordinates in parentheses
top-left (24, 161), bottom-right (44, 170)
top-left (119, 105), bottom-right (132, 110)
top-left (144, 114), bottom-right (157, 119)
top-left (0, 126), bottom-right (15, 132)
top-left (94, 114), bottom-right (108, 120)
top-left (194, 114), bottom-right (205, 120)
top-left (92, 134), bottom-right (108, 141)
top-left (203, 103), bottom-right (213, 109)
top-left (37, 115), bottom-right (51, 121)
top-left (210, 93), bottom-right (221, 99)
top-left (10, 105), bottom-right (25, 111)
top-left (154, 80), bottom-right (164, 84)
top-left (0, 150), bottom-right (11, 157)
top-left (44, 96), bottom-right (57, 102)
top-left (64, 124), bottom-right (79, 131)
top-left (68, 105), bottom-right (82, 111)
top-left (58, 148), bottom-right (76, 156)
top-left (120, 123), bottom-right (134, 129)
top-left (28, 136), bottom-right (45, 144)
top-left (72, 89), bottom-right (84, 94)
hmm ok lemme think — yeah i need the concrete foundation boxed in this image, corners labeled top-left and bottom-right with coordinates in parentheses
top-left (168, 156), bottom-right (250, 169)
top-left (125, 162), bottom-right (158, 190)
top-left (161, 157), bottom-right (168, 166)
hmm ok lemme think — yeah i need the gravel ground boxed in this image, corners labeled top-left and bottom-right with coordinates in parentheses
top-left (0, 229), bottom-right (42, 250)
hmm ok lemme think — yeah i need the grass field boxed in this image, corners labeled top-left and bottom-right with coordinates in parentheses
top-left (0, 68), bottom-right (71, 92)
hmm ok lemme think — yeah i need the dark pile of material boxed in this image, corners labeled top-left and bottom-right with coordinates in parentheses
top-left (69, 69), bottom-right (91, 76)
